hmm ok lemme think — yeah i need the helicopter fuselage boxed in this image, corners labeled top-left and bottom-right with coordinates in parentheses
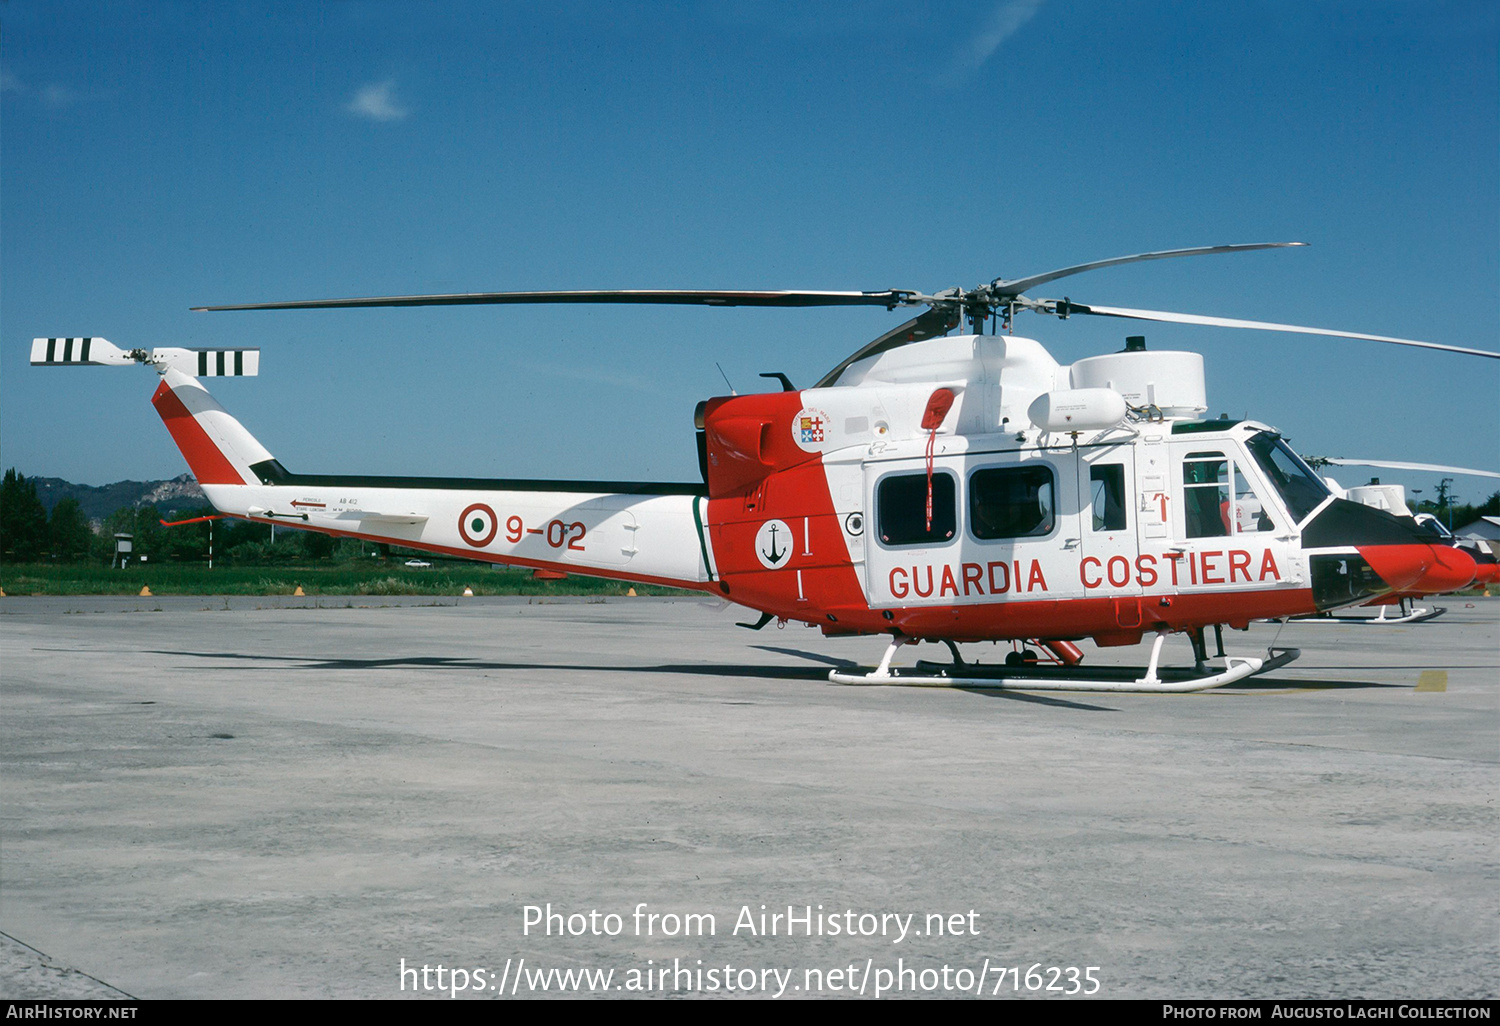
top-left (149, 331), bottom-right (1461, 651)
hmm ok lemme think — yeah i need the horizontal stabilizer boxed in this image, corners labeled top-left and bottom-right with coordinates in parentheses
top-left (245, 505), bottom-right (430, 525)
top-left (31, 338), bottom-right (259, 376)
top-left (331, 510), bottom-right (429, 525)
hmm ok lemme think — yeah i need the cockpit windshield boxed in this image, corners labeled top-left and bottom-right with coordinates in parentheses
top-left (1416, 515), bottom-right (1454, 540)
top-left (1246, 432), bottom-right (1331, 524)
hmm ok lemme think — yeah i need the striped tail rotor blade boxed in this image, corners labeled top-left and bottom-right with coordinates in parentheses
top-left (151, 347), bottom-right (261, 377)
top-left (30, 337), bottom-right (133, 366)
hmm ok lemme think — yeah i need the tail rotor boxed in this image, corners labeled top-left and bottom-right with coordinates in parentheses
top-left (31, 337), bottom-right (259, 376)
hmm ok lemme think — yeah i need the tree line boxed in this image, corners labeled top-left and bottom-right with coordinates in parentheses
top-left (0, 469), bottom-right (360, 565)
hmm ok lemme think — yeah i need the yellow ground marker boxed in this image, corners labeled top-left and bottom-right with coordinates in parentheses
top-left (139, 585), bottom-right (152, 597)
top-left (1415, 670), bottom-right (1447, 693)
top-left (293, 585), bottom-right (305, 596)
top-left (627, 587), bottom-right (637, 597)
top-left (462, 586), bottom-right (474, 597)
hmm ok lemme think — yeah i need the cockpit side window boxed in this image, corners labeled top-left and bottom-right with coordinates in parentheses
top-left (1247, 432), bottom-right (1331, 523)
top-left (1230, 467), bottom-right (1275, 534)
top-left (1183, 451), bottom-right (1275, 538)
top-left (1184, 452), bottom-right (1231, 537)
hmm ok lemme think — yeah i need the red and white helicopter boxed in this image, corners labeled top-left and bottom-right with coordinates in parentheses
top-left (1280, 460), bottom-right (1500, 624)
top-left (33, 243), bottom-right (1500, 691)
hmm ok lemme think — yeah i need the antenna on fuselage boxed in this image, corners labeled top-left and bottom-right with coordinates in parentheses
top-left (715, 362), bottom-right (737, 395)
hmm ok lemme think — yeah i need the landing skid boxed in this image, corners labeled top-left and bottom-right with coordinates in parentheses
top-left (1280, 600), bottom-right (1445, 626)
top-left (829, 633), bottom-right (1302, 693)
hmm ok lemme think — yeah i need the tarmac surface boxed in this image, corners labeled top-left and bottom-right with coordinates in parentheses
top-left (1, 594), bottom-right (1496, 1000)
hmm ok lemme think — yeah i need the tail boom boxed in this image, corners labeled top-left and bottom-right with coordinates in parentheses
top-left (146, 368), bottom-right (714, 590)
top-left (205, 481), bottom-right (715, 591)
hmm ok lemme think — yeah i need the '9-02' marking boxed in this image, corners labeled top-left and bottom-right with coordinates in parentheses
top-left (506, 515), bottom-right (587, 551)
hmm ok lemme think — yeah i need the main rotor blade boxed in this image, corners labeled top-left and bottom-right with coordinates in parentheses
top-left (193, 288), bottom-right (917, 312)
top-left (814, 306), bottom-right (961, 388)
top-left (1316, 458), bottom-right (1500, 479)
top-left (1055, 302), bottom-right (1500, 359)
top-left (991, 243), bottom-right (1306, 297)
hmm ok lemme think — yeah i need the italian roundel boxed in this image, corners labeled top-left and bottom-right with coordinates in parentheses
top-left (458, 503), bottom-right (498, 547)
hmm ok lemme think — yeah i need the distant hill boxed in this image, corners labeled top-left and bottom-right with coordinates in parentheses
top-left (31, 474), bottom-right (206, 522)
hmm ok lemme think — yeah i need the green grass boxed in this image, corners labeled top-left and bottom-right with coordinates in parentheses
top-left (0, 562), bottom-right (695, 597)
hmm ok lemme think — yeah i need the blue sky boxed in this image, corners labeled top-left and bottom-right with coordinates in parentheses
top-left (3, 0), bottom-right (1497, 505)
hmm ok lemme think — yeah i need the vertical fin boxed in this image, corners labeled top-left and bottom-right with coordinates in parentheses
top-left (150, 368), bottom-right (274, 485)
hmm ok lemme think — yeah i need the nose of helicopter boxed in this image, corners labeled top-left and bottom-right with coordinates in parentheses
top-left (1466, 548), bottom-right (1500, 587)
top-left (1407, 543), bottom-right (1479, 594)
top-left (1303, 499), bottom-right (1474, 609)
top-left (1355, 540), bottom-right (1475, 595)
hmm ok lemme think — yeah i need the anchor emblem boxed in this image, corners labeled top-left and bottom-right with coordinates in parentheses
top-left (763, 523), bottom-right (785, 564)
top-left (754, 519), bottom-right (794, 570)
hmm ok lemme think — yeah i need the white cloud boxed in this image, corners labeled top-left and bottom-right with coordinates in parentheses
top-left (346, 80), bottom-right (410, 122)
top-left (953, 0), bottom-right (1044, 75)
top-left (42, 84), bottom-right (82, 108)
top-left (2, 74), bottom-right (89, 108)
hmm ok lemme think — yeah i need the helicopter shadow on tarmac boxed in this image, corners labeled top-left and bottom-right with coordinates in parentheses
top-left (140, 646), bottom-right (1405, 711)
top-left (146, 644), bottom-right (1122, 710)
top-left (147, 647), bottom-right (843, 683)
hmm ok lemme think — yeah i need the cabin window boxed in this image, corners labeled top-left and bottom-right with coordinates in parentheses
top-left (1090, 464), bottom-right (1127, 531)
top-left (877, 472), bottom-right (956, 546)
top-left (970, 465), bottom-right (1055, 539)
top-left (1183, 451), bottom-right (1275, 537)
